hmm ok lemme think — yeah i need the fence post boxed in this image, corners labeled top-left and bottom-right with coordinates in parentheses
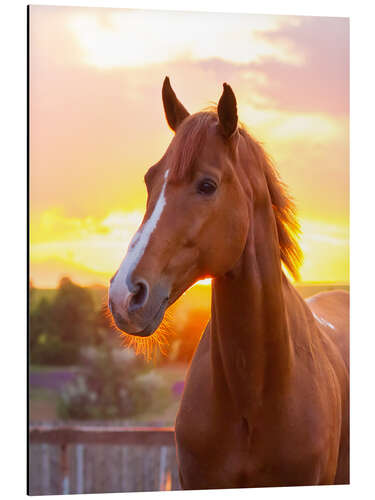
top-left (41, 443), bottom-right (50, 494)
top-left (159, 445), bottom-right (167, 490)
top-left (76, 444), bottom-right (84, 494)
top-left (60, 443), bottom-right (70, 495)
top-left (121, 447), bottom-right (127, 492)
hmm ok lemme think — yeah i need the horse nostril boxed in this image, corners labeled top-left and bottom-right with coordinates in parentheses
top-left (128, 279), bottom-right (149, 312)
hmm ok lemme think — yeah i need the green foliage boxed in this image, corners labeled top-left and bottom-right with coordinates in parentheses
top-left (52, 277), bottom-right (96, 344)
top-left (57, 346), bottom-right (169, 420)
top-left (29, 277), bottom-right (103, 365)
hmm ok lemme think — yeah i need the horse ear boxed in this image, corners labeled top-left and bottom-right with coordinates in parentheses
top-left (162, 77), bottom-right (190, 132)
top-left (217, 83), bottom-right (238, 138)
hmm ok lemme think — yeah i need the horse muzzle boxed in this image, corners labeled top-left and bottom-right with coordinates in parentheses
top-left (108, 278), bottom-right (170, 337)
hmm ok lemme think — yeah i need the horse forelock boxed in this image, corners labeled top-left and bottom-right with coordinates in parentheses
top-left (168, 111), bottom-right (218, 182)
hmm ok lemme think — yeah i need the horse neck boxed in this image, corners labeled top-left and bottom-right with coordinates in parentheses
top-left (210, 195), bottom-right (294, 416)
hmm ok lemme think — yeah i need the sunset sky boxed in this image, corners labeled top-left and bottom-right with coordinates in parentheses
top-left (29, 6), bottom-right (349, 288)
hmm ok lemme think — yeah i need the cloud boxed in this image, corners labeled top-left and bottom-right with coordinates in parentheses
top-left (67, 9), bottom-right (302, 68)
top-left (299, 218), bottom-right (349, 283)
top-left (245, 16), bottom-right (349, 114)
top-left (30, 209), bottom-right (143, 281)
top-left (29, 210), bottom-right (349, 287)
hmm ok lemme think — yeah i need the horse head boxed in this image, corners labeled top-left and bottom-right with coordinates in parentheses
top-left (108, 77), bottom-right (287, 337)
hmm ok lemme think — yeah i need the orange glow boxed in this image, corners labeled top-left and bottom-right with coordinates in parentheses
top-left (29, 7), bottom-right (348, 289)
top-left (163, 471), bottom-right (172, 491)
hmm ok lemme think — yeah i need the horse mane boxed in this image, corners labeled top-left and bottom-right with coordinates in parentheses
top-left (240, 127), bottom-right (303, 281)
top-left (169, 109), bottom-right (302, 281)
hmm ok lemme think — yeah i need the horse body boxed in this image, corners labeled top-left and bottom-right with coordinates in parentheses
top-left (176, 285), bottom-right (349, 488)
top-left (108, 77), bottom-right (349, 489)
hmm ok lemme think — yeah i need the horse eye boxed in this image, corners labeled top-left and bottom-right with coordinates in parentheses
top-left (197, 179), bottom-right (217, 195)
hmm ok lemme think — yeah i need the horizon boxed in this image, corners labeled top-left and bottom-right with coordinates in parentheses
top-left (31, 279), bottom-right (350, 291)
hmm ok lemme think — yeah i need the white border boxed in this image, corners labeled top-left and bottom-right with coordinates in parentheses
top-left (1, 0), bottom-right (374, 499)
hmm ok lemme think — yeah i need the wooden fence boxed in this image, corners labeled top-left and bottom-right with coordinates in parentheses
top-left (29, 426), bottom-right (180, 495)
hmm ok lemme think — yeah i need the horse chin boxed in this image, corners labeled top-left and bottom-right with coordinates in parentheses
top-left (115, 299), bottom-right (168, 338)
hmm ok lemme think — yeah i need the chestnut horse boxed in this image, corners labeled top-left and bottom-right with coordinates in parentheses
top-left (108, 78), bottom-right (349, 488)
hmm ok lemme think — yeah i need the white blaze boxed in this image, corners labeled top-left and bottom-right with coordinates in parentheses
top-left (109, 170), bottom-right (169, 311)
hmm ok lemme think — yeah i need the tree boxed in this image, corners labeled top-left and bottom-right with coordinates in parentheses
top-left (51, 277), bottom-right (97, 346)
top-left (29, 277), bottom-right (99, 365)
top-left (29, 297), bottom-right (53, 355)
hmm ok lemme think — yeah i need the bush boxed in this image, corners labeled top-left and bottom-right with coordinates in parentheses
top-left (132, 371), bottom-right (170, 415)
top-left (57, 346), bottom-right (169, 420)
top-left (58, 375), bottom-right (99, 420)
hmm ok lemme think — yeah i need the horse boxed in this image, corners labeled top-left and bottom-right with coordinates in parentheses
top-left (108, 77), bottom-right (349, 489)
